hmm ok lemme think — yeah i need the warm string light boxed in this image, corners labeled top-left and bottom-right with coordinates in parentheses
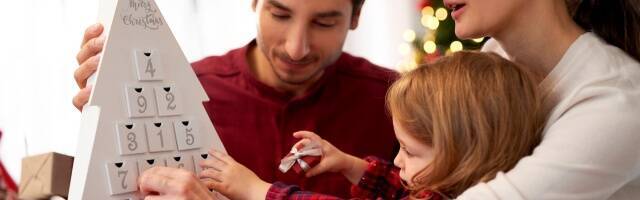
top-left (423, 41), bottom-right (437, 54)
top-left (396, 58), bottom-right (418, 72)
top-left (435, 8), bottom-right (448, 21)
top-left (421, 15), bottom-right (439, 30)
top-left (450, 41), bottom-right (463, 52)
top-left (403, 29), bottom-right (416, 42)
top-left (421, 6), bottom-right (434, 16)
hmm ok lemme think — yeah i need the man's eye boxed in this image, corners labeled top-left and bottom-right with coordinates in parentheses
top-left (271, 13), bottom-right (290, 20)
top-left (315, 20), bottom-right (336, 28)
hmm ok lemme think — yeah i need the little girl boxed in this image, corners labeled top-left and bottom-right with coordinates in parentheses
top-left (198, 51), bottom-right (547, 199)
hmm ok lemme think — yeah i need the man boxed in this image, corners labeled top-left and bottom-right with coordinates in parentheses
top-left (73, 0), bottom-right (397, 198)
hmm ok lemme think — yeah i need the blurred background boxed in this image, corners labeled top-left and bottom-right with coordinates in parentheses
top-left (0, 0), bottom-right (484, 183)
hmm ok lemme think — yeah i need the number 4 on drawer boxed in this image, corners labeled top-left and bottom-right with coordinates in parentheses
top-left (134, 50), bottom-right (163, 81)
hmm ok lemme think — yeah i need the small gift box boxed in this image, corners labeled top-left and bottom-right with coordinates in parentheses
top-left (278, 141), bottom-right (322, 175)
top-left (19, 152), bottom-right (74, 199)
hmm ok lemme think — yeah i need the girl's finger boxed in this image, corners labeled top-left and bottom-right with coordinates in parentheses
top-left (209, 149), bottom-right (234, 164)
top-left (199, 169), bottom-right (224, 182)
top-left (293, 131), bottom-right (322, 141)
top-left (293, 138), bottom-right (311, 149)
top-left (304, 161), bottom-right (328, 178)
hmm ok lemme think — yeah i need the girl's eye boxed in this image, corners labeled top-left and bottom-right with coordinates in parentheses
top-left (401, 146), bottom-right (413, 157)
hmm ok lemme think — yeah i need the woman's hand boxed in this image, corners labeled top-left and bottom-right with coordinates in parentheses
top-left (199, 150), bottom-right (271, 200)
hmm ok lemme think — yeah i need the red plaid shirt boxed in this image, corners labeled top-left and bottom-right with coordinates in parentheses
top-left (266, 157), bottom-right (442, 200)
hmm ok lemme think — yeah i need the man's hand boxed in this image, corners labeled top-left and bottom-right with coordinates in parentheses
top-left (73, 23), bottom-right (105, 111)
top-left (138, 167), bottom-right (215, 200)
top-left (199, 150), bottom-right (271, 200)
top-left (292, 131), bottom-right (368, 184)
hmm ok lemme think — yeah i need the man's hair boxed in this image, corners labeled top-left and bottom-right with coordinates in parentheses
top-left (352, 0), bottom-right (365, 16)
top-left (387, 51), bottom-right (547, 198)
top-left (253, 0), bottom-right (365, 16)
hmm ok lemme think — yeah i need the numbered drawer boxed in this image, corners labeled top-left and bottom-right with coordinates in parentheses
top-left (154, 84), bottom-right (182, 116)
top-left (134, 49), bottom-right (164, 81)
top-left (124, 85), bottom-right (157, 118)
top-left (105, 161), bottom-right (138, 195)
top-left (145, 121), bottom-right (177, 152)
top-left (166, 155), bottom-right (195, 173)
top-left (194, 152), bottom-right (210, 175)
top-left (174, 120), bottom-right (201, 150)
top-left (137, 157), bottom-right (166, 173)
top-left (116, 121), bottom-right (148, 155)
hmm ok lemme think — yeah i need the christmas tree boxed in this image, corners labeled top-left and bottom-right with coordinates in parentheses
top-left (398, 0), bottom-right (487, 71)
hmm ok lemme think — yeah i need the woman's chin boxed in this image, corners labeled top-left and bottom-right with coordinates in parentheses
top-left (454, 28), bottom-right (475, 40)
top-left (454, 25), bottom-right (487, 40)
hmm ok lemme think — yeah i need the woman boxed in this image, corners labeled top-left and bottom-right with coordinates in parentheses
top-left (448, 0), bottom-right (640, 199)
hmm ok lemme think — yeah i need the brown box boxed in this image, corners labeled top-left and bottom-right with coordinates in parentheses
top-left (18, 152), bottom-right (73, 199)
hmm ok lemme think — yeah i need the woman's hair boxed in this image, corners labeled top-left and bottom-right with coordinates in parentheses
top-left (386, 51), bottom-right (547, 198)
top-left (569, 0), bottom-right (640, 61)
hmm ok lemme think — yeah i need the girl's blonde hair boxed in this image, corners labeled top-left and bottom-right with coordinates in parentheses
top-left (387, 51), bottom-right (546, 198)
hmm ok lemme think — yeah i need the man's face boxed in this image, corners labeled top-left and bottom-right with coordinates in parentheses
top-left (254, 0), bottom-right (359, 85)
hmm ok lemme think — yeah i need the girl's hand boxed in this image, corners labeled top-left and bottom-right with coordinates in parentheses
top-left (293, 131), bottom-right (368, 184)
top-left (198, 150), bottom-right (271, 200)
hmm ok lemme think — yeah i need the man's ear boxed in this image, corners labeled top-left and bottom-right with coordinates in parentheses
top-left (252, 0), bottom-right (257, 12)
top-left (349, 1), bottom-right (364, 29)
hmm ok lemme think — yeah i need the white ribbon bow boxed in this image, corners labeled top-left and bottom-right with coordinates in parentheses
top-left (278, 141), bottom-right (323, 173)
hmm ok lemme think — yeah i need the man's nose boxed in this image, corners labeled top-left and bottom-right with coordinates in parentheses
top-left (285, 25), bottom-right (310, 61)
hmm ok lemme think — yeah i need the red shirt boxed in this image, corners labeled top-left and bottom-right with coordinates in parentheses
top-left (192, 41), bottom-right (398, 197)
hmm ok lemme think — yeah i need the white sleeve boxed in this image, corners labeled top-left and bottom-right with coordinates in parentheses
top-left (480, 38), bottom-right (510, 59)
top-left (457, 88), bottom-right (640, 200)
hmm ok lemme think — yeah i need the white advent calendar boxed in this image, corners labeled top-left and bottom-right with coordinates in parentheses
top-left (69, 0), bottom-right (227, 199)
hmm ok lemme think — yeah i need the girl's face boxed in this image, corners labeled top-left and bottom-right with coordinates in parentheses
top-left (443, 0), bottom-right (527, 39)
top-left (392, 120), bottom-right (435, 184)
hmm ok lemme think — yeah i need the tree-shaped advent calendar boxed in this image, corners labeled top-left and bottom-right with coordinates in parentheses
top-left (69, 0), bottom-right (226, 199)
